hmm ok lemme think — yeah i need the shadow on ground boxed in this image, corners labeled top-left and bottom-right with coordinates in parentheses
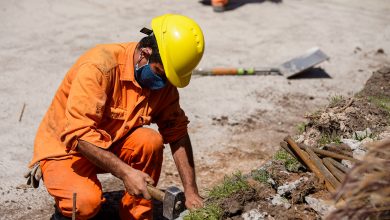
top-left (90, 190), bottom-right (166, 220)
top-left (199, 0), bottom-right (282, 11)
top-left (288, 67), bottom-right (332, 79)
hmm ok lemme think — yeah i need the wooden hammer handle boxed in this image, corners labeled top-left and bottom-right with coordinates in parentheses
top-left (147, 185), bottom-right (165, 201)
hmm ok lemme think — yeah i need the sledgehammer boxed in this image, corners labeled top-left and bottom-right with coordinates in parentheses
top-left (147, 185), bottom-right (185, 219)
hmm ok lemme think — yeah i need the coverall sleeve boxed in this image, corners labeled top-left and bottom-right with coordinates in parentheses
top-left (155, 86), bottom-right (190, 144)
top-left (60, 64), bottom-right (112, 152)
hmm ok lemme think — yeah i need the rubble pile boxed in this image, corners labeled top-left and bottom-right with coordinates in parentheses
top-left (326, 139), bottom-right (390, 219)
top-left (184, 67), bottom-right (390, 220)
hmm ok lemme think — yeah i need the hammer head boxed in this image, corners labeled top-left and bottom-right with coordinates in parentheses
top-left (163, 186), bottom-right (185, 220)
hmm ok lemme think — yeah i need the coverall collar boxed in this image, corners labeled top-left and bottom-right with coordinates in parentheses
top-left (119, 43), bottom-right (137, 83)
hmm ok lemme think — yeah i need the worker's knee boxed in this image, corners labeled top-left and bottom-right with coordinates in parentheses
top-left (118, 128), bottom-right (164, 166)
top-left (58, 190), bottom-right (102, 219)
top-left (131, 128), bottom-right (164, 156)
top-left (76, 191), bottom-right (102, 219)
top-left (142, 129), bottom-right (164, 154)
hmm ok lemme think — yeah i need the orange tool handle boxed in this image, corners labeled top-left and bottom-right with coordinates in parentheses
top-left (211, 68), bottom-right (239, 75)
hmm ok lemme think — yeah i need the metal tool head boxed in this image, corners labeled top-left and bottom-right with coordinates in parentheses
top-left (279, 47), bottom-right (329, 79)
top-left (163, 186), bottom-right (185, 220)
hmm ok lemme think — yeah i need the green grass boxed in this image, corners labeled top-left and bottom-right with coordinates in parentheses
top-left (207, 171), bottom-right (249, 200)
top-left (328, 95), bottom-right (344, 108)
top-left (251, 169), bottom-right (270, 185)
top-left (353, 130), bottom-right (374, 141)
top-left (368, 96), bottom-right (390, 115)
top-left (183, 203), bottom-right (222, 220)
top-left (318, 132), bottom-right (341, 146)
top-left (296, 122), bottom-right (307, 134)
top-left (274, 149), bottom-right (301, 172)
top-left (184, 172), bottom-right (249, 220)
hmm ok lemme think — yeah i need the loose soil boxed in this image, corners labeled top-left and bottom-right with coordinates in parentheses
top-left (203, 67), bottom-right (390, 219)
top-left (302, 67), bottom-right (390, 146)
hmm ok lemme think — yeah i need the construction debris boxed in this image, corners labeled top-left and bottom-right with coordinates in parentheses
top-left (326, 139), bottom-right (390, 219)
top-left (305, 196), bottom-right (335, 217)
top-left (182, 67), bottom-right (390, 220)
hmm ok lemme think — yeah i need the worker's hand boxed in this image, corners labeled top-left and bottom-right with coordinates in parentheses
top-left (122, 167), bottom-right (154, 200)
top-left (23, 163), bottom-right (42, 188)
top-left (184, 191), bottom-right (204, 210)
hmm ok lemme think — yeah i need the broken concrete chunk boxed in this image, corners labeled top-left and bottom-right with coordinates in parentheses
top-left (342, 137), bottom-right (369, 160)
top-left (353, 128), bottom-right (372, 140)
top-left (277, 177), bottom-right (308, 195)
top-left (271, 194), bottom-right (291, 209)
top-left (296, 135), bottom-right (305, 143)
top-left (241, 209), bottom-right (268, 220)
top-left (305, 196), bottom-right (335, 217)
top-left (341, 138), bottom-right (360, 150)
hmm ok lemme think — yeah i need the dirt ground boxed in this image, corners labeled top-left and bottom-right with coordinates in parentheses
top-left (211, 67), bottom-right (390, 220)
top-left (0, 0), bottom-right (389, 219)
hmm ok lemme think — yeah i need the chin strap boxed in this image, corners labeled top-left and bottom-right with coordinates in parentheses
top-left (140, 27), bottom-right (153, 36)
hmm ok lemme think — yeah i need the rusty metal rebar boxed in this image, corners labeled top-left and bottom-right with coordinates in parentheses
top-left (326, 157), bottom-right (349, 173)
top-left (313, 148), bottom-right (359, 162)
top-left (280, 141), bottom-right (296, 158)
top-left (72, 192), bottom-right (77, 220)
top-left (323, 143), bottom-right (353, 157)
top-left (304, 146), bottom-right (341, 189)
top-left (284, 136), bottom-right (337, 192)
top-left (323, 157), bottom-right (346, 182)
top-left (299, 144), bottom-right (359, 162)
top-left (280, 141), bottom-right (306, 168)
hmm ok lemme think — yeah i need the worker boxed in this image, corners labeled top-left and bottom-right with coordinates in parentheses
top-left (212, 0), bottom-right (229, 12)
top-left (25, 14), bottom-right (205, 220)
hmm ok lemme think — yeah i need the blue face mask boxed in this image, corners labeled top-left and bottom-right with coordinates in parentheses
top-left (135, 60), bottom-right (167, 90)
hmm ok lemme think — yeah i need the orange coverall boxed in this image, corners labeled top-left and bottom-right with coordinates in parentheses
top-left (212, 0), bottom-right (229, 7)
top-left (30, 42), bottom-right (189, 219)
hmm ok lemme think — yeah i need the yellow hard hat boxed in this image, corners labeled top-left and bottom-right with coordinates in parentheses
top-left (151, 14), bottom-right (205, 88)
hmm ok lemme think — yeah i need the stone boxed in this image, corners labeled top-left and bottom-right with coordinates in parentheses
top-left (277, 177), bottom-right (308, 195)
top-left (271, 194), bottom-right (291, 209)
top-left (241, 209), bottom-right (267, 220)
top-left (341, 138), bottom-right (360, 150)
top-left (353, 128), bottom-right (372, 140)
top-left (305, 196), bottom-right (335, 217)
